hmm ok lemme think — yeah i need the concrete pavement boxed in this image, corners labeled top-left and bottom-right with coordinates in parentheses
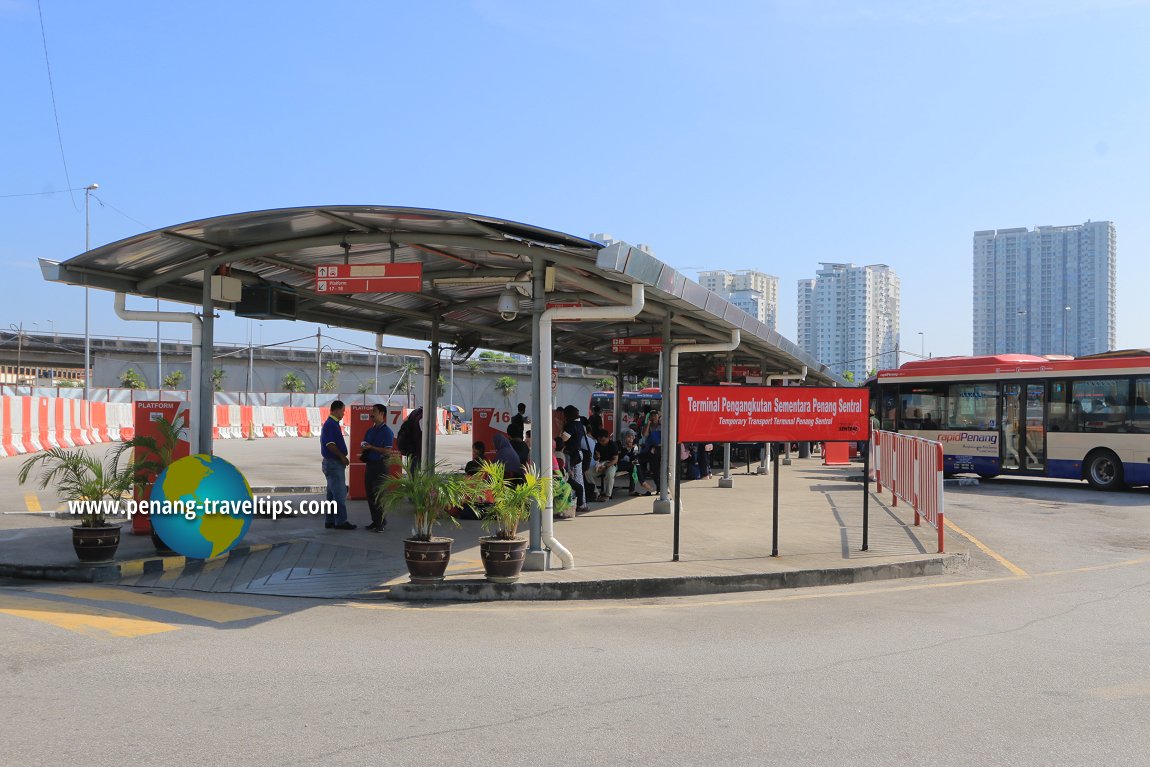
top-left (0, 434), bottom-right (961, 599)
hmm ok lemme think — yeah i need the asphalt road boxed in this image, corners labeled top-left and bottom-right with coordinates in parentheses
top-left (2, 459), bottom-right (1148, 765)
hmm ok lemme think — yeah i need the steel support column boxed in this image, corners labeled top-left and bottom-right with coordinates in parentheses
top-left (653, 314), bottom-right (673, 515)
top-left (719, 353), bottom-right (734, 488)
top-left (199, 270), bottom-right (215, 455)
top-left (525, 263), bottom-right (548, 571)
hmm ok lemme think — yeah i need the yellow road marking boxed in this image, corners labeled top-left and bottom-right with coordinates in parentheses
top-left (1086, 680), bottom-right (1150, 701)
top-left (944, 518), bottom-right (1029, 577)
top-left (1033, 556), bottom-right (1150, 577)
top-left (32, 586), bottom-right (279, 623)
top-left (0, 594), bottom-right (178, 638)
top-left (343, 556), bottom-right (1150, 615)
top-left (23, 493), bottom-right (42, 513)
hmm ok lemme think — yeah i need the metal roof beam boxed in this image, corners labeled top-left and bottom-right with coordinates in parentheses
top-left (135, 232), bottom-right (594, 293)
top-left (161, 231), bottom-right (225, 250)
top-left (313, 209), bottom-right (374, 232)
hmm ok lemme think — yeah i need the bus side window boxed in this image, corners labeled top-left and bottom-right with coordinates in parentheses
top-left (1048, 381), bottom-right (1067, 432)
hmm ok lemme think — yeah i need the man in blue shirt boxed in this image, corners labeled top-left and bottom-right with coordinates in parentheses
top-left (361, 403), bottom-right (395, 532)
top-left (320, 400), bottom-right (355, 529)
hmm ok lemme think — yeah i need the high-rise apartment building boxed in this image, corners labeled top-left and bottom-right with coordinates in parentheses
top-left (797, 263), bottom-right (899, 382)
top-left (697, 269), bottom-right (779, 330)
top-left (972, 221), bottom-right (1116, 357)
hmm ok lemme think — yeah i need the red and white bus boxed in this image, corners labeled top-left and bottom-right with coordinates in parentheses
top-left (869, 351), bottom-right (1150, 490)
top-left (588, 388), bottom-right (662, 434)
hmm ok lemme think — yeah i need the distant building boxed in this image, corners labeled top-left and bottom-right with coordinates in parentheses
top-left (973, 221), bottom-right (1116, 356)
top-left (697, 269), bottom-right (779, 330)
top-left (797, 263), bottom-right (899, 382)
top-left (589, 233), bottom-right (654, 256)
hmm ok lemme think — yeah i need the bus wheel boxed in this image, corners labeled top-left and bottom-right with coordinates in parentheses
top-left (1085, 450), bottom-right (1124, 491)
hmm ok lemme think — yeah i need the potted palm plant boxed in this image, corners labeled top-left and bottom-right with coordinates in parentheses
top-left (379, 457), bottom-right (478, 583)
top-left (474, 459), bottom-right (551, 583)
top-left (17, 448), bottom-right (147, 563)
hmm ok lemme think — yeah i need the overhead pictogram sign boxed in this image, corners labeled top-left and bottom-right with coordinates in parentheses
top-left (611, 336), bottom-right (663, 354)
top-left (315, 264), bottom-right (423, 294)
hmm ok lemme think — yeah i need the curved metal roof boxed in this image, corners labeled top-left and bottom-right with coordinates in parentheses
top-left (39, 205), bottom-right (843, 385)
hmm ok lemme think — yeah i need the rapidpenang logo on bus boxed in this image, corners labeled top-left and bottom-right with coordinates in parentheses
top-left (938, 432), bottom-right (999, 445)
top-left (148, 454), bottom-right (255, 559)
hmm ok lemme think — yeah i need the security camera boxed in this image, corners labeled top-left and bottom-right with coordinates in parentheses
top-left (497, 287), bottom-right (519, 321)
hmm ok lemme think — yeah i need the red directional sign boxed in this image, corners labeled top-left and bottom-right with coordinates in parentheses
top-left (314, 263), bottom-right (422, 294)
top-left (677, 386), bottom-right (870, 443)
top-left (612, 336), bottom-right (663, 354)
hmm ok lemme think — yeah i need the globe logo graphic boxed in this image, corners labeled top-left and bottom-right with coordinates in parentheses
top-left (149, 455), bottom-right (254, 559)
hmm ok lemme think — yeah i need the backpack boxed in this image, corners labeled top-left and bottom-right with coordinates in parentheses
top-left (396, 419), bottom-right (417, 454)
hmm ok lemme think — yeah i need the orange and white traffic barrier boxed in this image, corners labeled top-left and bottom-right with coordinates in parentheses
top-left (0, 396), bottom-right (15, 457)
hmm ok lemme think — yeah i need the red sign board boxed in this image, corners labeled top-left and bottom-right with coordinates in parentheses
top-left (612, 336), bottom-right (663, 354)
top-left (712, 364), bottom-right (762, 379)
top-left (677, 386), bottom-right (870, 443)
top-left (132, 402), bottom-right (191, 535)
top-left (315, 263), bottom-right (422, 294)
top-left (472, 407), bottom-right (512, 460)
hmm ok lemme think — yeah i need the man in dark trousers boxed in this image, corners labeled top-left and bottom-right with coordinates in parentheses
top-left (320, 400), bottom-right (356, 530)
top-left (508, 402), bottom-right (528, 440)
top-left (360, 403), bottom-right (394, 532)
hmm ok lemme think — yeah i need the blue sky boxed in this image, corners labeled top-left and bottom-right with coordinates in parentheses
top-left (2, 0), bottom-right (1147, 363)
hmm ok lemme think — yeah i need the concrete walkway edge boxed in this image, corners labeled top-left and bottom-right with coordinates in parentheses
top-left (0, 542), bottom-right (279, 584)
top-left (383, 554), bottom-right (968, 602)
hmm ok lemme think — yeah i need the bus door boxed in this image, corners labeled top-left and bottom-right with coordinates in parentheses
top-left (1001, 381), bottom-right (1046, 472)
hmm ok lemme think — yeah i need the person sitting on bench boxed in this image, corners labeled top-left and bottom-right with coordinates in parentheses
top-left (587, 429), bottom-right (620, 501)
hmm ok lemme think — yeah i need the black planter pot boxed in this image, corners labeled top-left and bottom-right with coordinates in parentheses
top-left (479, 537), bottom-right (529, 583)
top-left (403, 538), bottom-right (453, 583)
top-left (71, 524), bottom-right (122, 564)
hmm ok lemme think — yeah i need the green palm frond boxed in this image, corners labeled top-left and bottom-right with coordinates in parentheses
top-left (377, 457), bottom-right (481, 541)
top-left (17, 447), bottom-right (142, 526)
top-left (474, 460), bottom-right (550, 540)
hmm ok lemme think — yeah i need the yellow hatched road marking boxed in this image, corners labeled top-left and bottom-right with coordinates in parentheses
top-left (32, 586), bottom-right (279, 623)
top-left (0, 594), bottom-right (178, 638)
top-left (944, 518), bottom-right (1029, 577)
top-left (23, 493), bottom-right (42, 513)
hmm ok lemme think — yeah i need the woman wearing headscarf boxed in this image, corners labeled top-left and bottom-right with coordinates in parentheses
top-left (491, 433), bottom-right (524, 479)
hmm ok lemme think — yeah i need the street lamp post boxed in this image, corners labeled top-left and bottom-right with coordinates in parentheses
top-left (83, 184), bottom-right (98, 399)
top-left (917, 331), bottom-right (924, 359)
top-left (9, 323), bottom-right (24, 386)
top-left (1063, 305), bottom-right (1072, 356)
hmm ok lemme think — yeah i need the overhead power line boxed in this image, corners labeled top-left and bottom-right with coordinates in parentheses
top-left (36, 0), bottom-right (77, 212)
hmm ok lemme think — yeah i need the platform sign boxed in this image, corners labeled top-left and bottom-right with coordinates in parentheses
top-left (612, 336), bottom-right (663, 354)
top-left (315, 263), bottom-right (422, 294)
top-left (472, 407), bottom-right (511, 460)
top-left (131, 402), bottom-right (191, 535)
top-left (677, 386), bottom-right (869, 443)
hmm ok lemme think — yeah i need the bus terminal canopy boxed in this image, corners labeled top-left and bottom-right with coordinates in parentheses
top-left (39, 205), bottom-right (842, 385)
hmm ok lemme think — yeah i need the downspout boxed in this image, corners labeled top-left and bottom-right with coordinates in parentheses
top-left (114, 293), bottom-right (203, 452)
top-left (375, 335), bottom-right (432, 466)
top-left (540, 282), bottom-right (645, 569)
top-left (667, 330), bottom-right (741, 497)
